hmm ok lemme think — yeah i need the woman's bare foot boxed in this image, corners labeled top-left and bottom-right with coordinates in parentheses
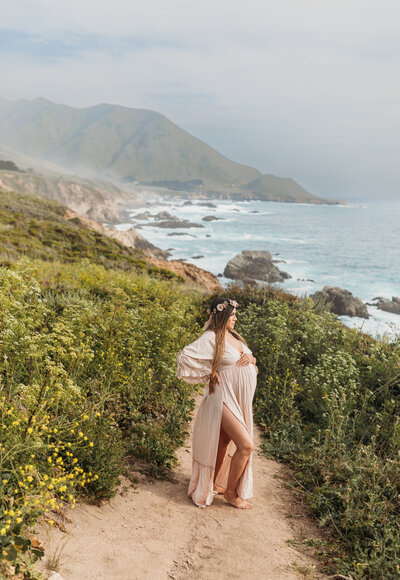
top-left (224, 492), bottom-right (253, 509)
top-left (213, 484), bottom-right (225, 494)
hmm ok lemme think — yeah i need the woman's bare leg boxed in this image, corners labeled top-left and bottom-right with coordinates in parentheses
top-left (220, 404), bottom-right (254, 509)
top-left (213, 426), bottom-right (231, 493)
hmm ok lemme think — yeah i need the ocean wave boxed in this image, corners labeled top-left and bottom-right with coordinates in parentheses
top-left (283, 259), bottom-right (307, 264)
top-left (280, 238), bottom-right (307, 244)
top-left (215, 204), bottom-right (242, 212)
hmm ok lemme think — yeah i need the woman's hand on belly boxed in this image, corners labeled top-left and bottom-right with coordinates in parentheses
top-left (236, 353), bottom-right (256, 367)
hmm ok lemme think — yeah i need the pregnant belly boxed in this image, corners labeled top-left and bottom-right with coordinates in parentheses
top-left (220, 364), bottom-right (257, 397)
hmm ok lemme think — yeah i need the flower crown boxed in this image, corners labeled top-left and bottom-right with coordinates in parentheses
top-left (207, 299), bottom-right (239, 316)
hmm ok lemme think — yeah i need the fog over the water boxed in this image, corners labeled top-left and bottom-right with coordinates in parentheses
top-left (1, 0), bottom-right (400, 201)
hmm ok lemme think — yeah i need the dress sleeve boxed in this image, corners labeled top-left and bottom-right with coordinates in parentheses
top-left (176, 331), bottom-right (215, 384)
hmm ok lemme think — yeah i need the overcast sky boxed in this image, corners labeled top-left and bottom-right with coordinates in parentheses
top-left (2, 0), bottom-right (400, 201)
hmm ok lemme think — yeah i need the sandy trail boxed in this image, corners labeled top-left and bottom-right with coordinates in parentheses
top-left (37, 399), bottom-right (328, 580)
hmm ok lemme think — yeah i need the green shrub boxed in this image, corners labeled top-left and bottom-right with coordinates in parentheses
top-left (229, 285), bottom-right (400, 578)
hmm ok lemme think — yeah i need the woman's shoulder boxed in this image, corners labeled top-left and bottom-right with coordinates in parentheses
top-left (190, 330), bottom-right (215, 350)
top-left (200, 330), bottom-right (215, 342)
top-left (180, 329), bottom-right (215, 360)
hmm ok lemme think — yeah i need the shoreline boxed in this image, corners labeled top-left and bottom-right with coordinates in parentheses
top-left (113, 196), bottom-right (400, 342)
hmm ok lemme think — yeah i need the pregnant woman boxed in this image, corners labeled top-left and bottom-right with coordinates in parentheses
top-left (176, 297), bottom-right (257, 509)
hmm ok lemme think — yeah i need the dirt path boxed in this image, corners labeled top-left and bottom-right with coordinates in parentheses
top-left (36, 401), bottom-right (328, 580)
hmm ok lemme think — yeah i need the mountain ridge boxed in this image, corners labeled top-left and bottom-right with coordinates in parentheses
top-left (0, 97), bottom-right (261, 185)
top-left (0, 97), bottom-right (338, 204)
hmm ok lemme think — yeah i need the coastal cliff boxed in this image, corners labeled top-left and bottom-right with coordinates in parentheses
top-left (0, 168), bottom-right (140, 223)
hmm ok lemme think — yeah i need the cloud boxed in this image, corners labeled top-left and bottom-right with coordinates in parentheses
top-left (1, 0), bottom-right (400, 198)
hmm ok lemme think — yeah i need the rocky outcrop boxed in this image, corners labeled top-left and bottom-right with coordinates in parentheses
top-left (154, 220), bottom-right (204, 229)
top-left (64, 210), bottom-right (169, 259)
top-left (133, 211), bottom-right (152, 220)
top-left (134, 211), bottom-right (178, 221)
top-left (64, 209), bottom-right (220, 292)
top-left (148, 258), bottom-right (222, 291)
top-left (373, 296), bottom-right (400, 315)
top-left (167, 232), bottom-right (197, 237)
top-left (223, 250), bottom-right (291, 283)
top-left (0, 169), bottom-right (141, 223)
top-left (311, 286), bottom-right (369, 318)
top-left (202, 215), bottom-right (221, 222)
top-left (154, 211), bottom-right (177, 220)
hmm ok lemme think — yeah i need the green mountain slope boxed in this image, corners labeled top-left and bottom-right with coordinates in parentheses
top-left (0, 98), bottom-right (260, 186)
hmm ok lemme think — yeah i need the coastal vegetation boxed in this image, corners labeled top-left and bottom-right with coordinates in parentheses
top-left (0, 188), bottom-right (398, 578)
top-left (0, 189), bottom-right (197, 577)
top-left (0, 190), bottom-right (177, 280)
top-left (0, 259), bottom-right (201, 578)
top-left (228, 285), bottom-right (400, 579)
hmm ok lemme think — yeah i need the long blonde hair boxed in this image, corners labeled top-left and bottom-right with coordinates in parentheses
top-left (205, 297), bottom-right (247, 378)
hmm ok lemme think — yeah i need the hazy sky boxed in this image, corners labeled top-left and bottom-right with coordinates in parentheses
top-left (2, 0), bottom-right (400, 200)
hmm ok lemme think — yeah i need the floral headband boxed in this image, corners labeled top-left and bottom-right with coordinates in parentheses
top-left (207, 299), bottom-right (239, 316)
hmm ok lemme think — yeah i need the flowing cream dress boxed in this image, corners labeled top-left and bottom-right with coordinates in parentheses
top-left (176, 330), bottom-right (257, 508)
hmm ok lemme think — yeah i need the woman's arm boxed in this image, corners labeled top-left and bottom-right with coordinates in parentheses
top-left (176, 331), bottom-right (215, 385)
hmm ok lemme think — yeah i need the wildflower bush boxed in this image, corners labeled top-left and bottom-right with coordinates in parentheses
top-left (228, 286), bottom-right (400, 579)
top-left (0, 259), bottom-right (201, 577)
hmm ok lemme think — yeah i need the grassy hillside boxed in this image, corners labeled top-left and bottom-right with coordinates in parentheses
top-left (0, 98), bottom-right (260, 186)
top-left (0, 190), bottom-right (177, 280)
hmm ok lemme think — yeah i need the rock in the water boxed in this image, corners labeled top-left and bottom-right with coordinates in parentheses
top-left (202, 215), bottom-right (221, 222)
top-left (223, 250), bottom-right (291, 283)
top-left (311, 286), bottom-right (369, 318)
top-left (167, 232), bottom-right (197, 237)
top-left (297, 278), bottom-right (315, 283)
top-left (198, 202), bottom-right (217, 208)
top-left (155, 220), bottom-right (204, 229)
top-left (154, 211), bottom-right (177, 220)
top-left (133, 211), bottom-right (152, 220)
top-left (374, 296), bottom-right (400, 315)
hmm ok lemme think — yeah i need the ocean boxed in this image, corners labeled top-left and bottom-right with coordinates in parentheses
top-left (116, 198), bottom-right (400, 341)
